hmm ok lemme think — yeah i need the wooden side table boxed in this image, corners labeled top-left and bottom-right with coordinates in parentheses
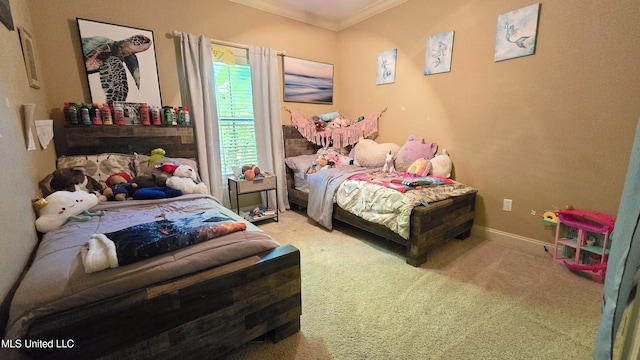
top-left (228, 175), bottom-right (278, 223)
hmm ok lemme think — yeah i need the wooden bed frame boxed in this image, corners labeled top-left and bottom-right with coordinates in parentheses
top-left (283, 125), bottom-right (477, 267)
top-left (4, 125), bottom-right (301, 359)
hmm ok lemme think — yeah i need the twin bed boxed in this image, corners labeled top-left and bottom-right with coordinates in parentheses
top-left (2, 127), bottom-right (301, 359)
top-left (283, 124), bottom-right (478, 267)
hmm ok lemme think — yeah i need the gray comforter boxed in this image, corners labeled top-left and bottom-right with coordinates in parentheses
top-left (306, 166), bottom-right (371, 229)
top-left (5, 194), bottom-right (279, 340)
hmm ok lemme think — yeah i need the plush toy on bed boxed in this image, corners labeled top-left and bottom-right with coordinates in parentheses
top-left (101, 173), bottom-right (137, 201)
top-left (394, 135), bottom-right (438, 172)
top-left (34, 190), bottom-right (104, 233)
top-left (166, 165), bottom-right (208, 194)
top-left (41, 167), bottom-right (105, 200)
top-left (382, 151), bottom-right (395, 173)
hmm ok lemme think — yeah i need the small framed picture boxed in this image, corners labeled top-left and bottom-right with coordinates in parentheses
top-left (18, 27), bottom-right (40, 89)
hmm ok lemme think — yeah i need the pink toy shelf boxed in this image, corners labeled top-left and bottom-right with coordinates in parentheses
top-left (552, 209), bottom-right (616, 283)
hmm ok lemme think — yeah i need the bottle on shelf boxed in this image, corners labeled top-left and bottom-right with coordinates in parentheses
top-left (163, 106), bottom-right (174, 126)
top-left (63, 102), bottom-right (70, 126)
top-left (101, 103), bottom-right (113, 125)
top-left (114, 102), bottom-right (126, 125)
top-left (80, 103), bottom-right (91, 125)
top-left (139, 103), bottom-right (150, 125)
top-left (68, 102), bottom-right (79, 125)
top-left (91, 103), bottom-right (103, 125)
top-left (177, 106), bottom-right (185, 125)
top-left (183, 106), bottom-right (191, 125)
top-left (151, 106), bottom-right (162, 126)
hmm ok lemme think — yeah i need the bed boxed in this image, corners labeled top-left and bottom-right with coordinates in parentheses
top-left (2, 126), bottom-right (301, 359)
top-left (283, 124), bottom-right (477, 267)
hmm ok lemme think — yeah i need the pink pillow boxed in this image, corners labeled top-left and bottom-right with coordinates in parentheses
top-left (406, 158), bottom-right (431, 177)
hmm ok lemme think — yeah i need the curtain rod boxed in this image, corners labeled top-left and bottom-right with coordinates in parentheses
top-left (172, 31), bottom-right (285, 56)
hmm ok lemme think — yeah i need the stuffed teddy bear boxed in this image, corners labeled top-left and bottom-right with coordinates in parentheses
top-left (394, 135), bottom-right (438, 172)
top-left (101, 172), bottom-right (137, 201)
top-left (34, 190), bottom-right (103, 233)
top-left (166, 165), bottom-right (208, 194)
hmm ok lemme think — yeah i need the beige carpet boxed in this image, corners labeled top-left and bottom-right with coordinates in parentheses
top-left (221, 209), bottom-right (617, 360)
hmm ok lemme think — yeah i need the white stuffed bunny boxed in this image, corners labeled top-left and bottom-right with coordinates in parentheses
top-left (166, 165), bottom-right (208, 194)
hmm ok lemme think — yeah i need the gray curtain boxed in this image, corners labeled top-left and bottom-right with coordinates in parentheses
top-left (249, 46), bottom-right (290, 211)
top-left (594, 116), bottom-right (640, 359)
top-left (177, 32), bottom-right (225, 202)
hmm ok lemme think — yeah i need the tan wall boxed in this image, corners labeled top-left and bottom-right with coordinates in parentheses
top-left (3, 0), bottom-right (640, 308)
top-left (337, 0), bottom-right (640, 242)
top-left (0, 0), bottom-right (57, 307)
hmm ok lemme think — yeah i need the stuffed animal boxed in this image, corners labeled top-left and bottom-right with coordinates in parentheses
top-left (41, 167), bottom-right (105, 199)
top-left (430, 149), bottom-right (453, 178)
top-left (241, 164), bottom-right (261, 180)
top-left (394, 135), bottom-right (438, 172)
top-left (353, 138), bottom-right (400, 168)
top-left (166, 165), bottom-right (208, 194)
top-left (143, 148), bottom-right (166, 165)
top-left (382, 151), bottom-right (395, 173)
top-left (101, 172), bottom-right (137, 201)
top-left (34, 190), bottom-right (103, 233)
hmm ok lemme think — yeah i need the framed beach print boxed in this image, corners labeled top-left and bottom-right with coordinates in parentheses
top-left (0, 0), bottom-right (14, 30)
top-left (76, 18), bottom-right (162, 106)
top-left (283, 56), bottom-right (333, 104)
top-left (424, 31), bottom-right (455, 75)
top-left (18, 27), bottom-right (40, 89)
top-left (494, 3), bottom-right (541, 62)
top-left (376, 49), bottom-right (397, 85)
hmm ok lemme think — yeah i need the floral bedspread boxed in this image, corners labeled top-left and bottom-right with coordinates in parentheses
top-left (335, 177), bottom-right (477, 239)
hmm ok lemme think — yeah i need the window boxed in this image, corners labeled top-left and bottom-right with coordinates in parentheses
top-left (212, 47), bottom-right (258, 175)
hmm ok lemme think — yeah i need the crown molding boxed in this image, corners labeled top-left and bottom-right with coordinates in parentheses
top-left (229, 0), bottom-right (407, 31)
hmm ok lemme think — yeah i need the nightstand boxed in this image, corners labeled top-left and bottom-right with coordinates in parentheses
top-left (228, 175), bottom-right (278, 223)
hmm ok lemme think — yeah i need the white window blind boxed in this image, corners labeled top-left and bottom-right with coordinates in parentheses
top-left (212, 46), bottom-right (258, 175)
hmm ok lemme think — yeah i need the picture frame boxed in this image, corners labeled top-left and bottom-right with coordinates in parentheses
top-left (494, 3), bottom-right (541, 62)
top-left (0, 0), bottom-right (14, 31)
top-left (425, 31), bottom-right (455, 75)
top-left (376, 49), bottom-right (397, 85)
top-left (283, 56), bottom-right (333, 104)
top-left (18, 27), bottom-right (40, 89)
top-left (76, 18), bottom-right (162, 106)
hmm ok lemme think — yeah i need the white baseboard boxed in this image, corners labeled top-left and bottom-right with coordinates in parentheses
top-left (472, 225), bottom-right (552, 258)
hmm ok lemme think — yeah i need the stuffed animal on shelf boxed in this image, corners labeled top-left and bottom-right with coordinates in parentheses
top-left (166, 165), bottom-right (208, 194)
top-left (33, 190), bottom-right (104, 233)
top-left (241, 164), bottom-right (261, 180)
top-left (101, 172), bottom-right (137, 201)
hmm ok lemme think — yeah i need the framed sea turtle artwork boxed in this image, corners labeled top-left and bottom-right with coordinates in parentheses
top-left (76, 18), bottom-right (162, 107)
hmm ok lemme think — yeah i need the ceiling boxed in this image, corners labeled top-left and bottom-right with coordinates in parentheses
top-left (229, 0), bottom-right (407, 31)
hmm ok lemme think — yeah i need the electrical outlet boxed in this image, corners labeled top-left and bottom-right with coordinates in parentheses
top-left (503, 199), bottom-right (512, 211)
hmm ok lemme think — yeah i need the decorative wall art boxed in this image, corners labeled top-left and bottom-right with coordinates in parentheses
top-left (0, 0), bottom-right (14, 30)
top-left (76, 18), bottom-right (162, 106)
top-left (424, 31), bottom-right (455, 75)
top-left (283, 56), bottom-right (333, 104)
top-left (376, 49), bottom-right (397, 85)
top-left (494, 3), bottom-right (541, 62)
top-left (18, 27), bottom-right (40, 89)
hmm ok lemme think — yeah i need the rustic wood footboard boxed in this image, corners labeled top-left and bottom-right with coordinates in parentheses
top-left (15, 245), bottom-right (301, 360)
top-left (283, 124), bottom-right (477, 267)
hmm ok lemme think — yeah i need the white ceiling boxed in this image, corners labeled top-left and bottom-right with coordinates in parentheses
top-left (229, 0), bottom-right (407, 31)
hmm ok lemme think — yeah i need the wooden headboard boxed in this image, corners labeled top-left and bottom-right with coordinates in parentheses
top-left (55, 125), bottom-right (196, 158)
top-left (282, 125), bottom-right (321, 158)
